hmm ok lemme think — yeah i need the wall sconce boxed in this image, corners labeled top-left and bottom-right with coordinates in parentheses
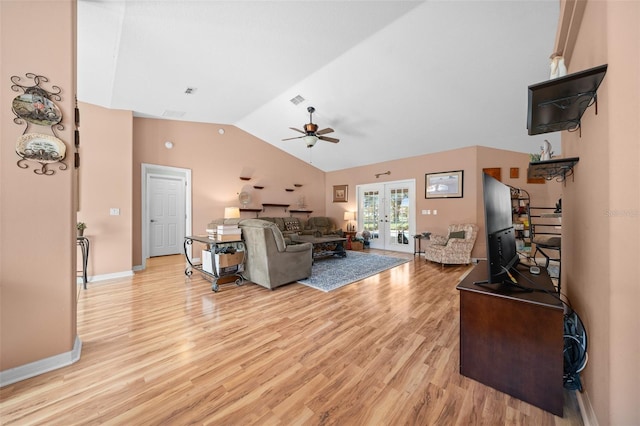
top-left (164, 141), bottom-right (174, 149)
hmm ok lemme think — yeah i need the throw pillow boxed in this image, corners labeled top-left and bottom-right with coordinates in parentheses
top-left (449, 230), bottom-right (465, 239)
top-left (284, 220), bottom-right (300, 231)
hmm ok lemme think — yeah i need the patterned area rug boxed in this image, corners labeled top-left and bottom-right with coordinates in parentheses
top-left (298, 250), bottom-right (410, 292)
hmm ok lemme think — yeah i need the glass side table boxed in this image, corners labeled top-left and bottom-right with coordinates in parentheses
top-left (413, 233), bottom-right (431, 256)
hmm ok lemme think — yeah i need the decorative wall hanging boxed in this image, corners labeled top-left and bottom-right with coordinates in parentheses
top-left (425, 170), bottom-right (463, 199)
top-left (482, 167), bottom-right (501, 182)
top-left (333, 185), bottom-right (348, 203)
top-left (10, 73), bottom-right (67, 175)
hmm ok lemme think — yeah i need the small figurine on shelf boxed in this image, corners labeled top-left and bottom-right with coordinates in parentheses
top-left (540, 139), bottom-right (554, 161)
top-left (77, 222), bottom-right (87, 237)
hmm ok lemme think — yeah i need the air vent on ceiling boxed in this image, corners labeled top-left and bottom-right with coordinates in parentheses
top-left (290, 95), bottom-right (305, 105)
top-left (162, 110), bottom-right (185, 118)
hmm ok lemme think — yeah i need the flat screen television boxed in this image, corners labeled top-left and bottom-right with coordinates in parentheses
top-left (476, 173), bottom-right (529, 290)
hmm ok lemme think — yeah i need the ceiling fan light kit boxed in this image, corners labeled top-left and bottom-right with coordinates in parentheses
top-left (282, 106), bottom-right (340, 147)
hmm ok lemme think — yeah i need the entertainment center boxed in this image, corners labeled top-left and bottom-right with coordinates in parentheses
top-left (457, 262), bottom-right (564, 416)
top-left (456, 173), bottom-right (565, 416)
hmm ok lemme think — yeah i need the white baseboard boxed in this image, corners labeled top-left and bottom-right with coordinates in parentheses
top-left (0, 336), bottom-right (82, 387)
top-left (87, 270), bottom-right (134, 283)
top-left (576, 390), bottom-right (599, 426)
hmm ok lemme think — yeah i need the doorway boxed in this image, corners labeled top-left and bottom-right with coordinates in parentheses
top-left (141, 164), bottom-right (192, 270)
top-left (357, 179), bottom-right (416, 253)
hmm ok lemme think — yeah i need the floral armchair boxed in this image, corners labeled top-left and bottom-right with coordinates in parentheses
top-left (424, 223), bottom-right (478, 266)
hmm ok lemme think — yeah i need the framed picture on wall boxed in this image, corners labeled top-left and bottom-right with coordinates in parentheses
top-left (425, 170), bottom-right (463, 199)
top-left (333, 185), bottom-right (348, 202)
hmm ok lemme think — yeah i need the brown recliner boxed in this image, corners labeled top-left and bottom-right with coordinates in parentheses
top-left (238, 219), bottom-right (313, 290)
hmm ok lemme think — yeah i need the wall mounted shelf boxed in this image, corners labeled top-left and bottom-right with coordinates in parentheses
top-left (527, 64), bottom-right (607, 136)
top-left (289, 209), bottom-right (313, 216)
top-left (240, 207), bottom-right (262, 218)
top-left (253, 185), bottom-right (264, 190)
top-left (239, 177), bottom-right (251, 181)
top-left (528, 157), bottom-right (579, 183)
top-left (262, 203), bottom-right (289, 212)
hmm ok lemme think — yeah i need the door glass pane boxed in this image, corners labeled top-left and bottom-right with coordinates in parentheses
top-left (389, 187), bottom-right (410, 246)
top-left (362, 190), bottom-right (380, 240)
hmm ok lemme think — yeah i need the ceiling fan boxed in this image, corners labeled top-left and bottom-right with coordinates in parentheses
top-left (282, 106), bottom-right (340, 147)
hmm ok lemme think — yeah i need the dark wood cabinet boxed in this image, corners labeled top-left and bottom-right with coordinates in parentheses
top-left (456, 262), bottom-right (564, 416)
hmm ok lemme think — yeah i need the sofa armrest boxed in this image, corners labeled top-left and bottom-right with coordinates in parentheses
top-left (430, 234), bottom-right (448, 245)
top-left (284, 242), bottom-right (312, 253)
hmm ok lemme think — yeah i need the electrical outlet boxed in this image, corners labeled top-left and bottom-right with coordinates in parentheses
top-left (421, 209), bottom-right (427, 215)
top-left (110, 208), bottom-right (120, 216)
top-left (426, 210), bottom-right (431, 215)
top-left (433, 210), bottom-right (437, 215)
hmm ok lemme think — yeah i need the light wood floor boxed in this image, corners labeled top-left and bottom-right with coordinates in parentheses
top-left (1, 252), bottom-right (582, 425)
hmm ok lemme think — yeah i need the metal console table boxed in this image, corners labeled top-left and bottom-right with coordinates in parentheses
top-left (183, 235), bottom-right (246, 292)
top-left (77, 236), bottom-right (90, 289)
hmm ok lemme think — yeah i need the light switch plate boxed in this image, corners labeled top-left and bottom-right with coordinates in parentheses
top-left (110, 208), bottom-right (120, 216)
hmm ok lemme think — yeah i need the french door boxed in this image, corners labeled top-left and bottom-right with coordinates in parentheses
top-left (357, 179), bottom-right (415, 253)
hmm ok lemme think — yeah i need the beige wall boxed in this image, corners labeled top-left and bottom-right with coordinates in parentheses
top-left (1, 0), bottom-right (77, 370)
top-left (77, 102), bottom-right (133, 277)
top-left (131, 117), bottom-right (327, 267)
top-left (561, 1), bottom-right (639, 424)
top-left (327, 145), bottom-right (561, 259)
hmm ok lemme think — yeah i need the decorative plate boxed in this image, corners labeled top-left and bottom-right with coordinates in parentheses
top-left (16, 133), bottom-right (66, 163)
top-left (12, 93), bottom-right (62, 126)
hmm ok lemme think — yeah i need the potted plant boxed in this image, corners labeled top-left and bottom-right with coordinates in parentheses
top-left (77, 222), bottom-right (87, 237)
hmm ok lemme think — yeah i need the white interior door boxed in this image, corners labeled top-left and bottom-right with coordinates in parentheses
top-left (358, 179), bottom-right (415, 253)
top-left (148, 175), bottom-right (185, 257)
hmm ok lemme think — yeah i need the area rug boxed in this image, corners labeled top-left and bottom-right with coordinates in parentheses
top-left (298, 251), bottom-right (410, 292)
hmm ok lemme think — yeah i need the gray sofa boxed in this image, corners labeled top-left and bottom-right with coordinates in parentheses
top-left (238, 219), bottom-right (313, 290)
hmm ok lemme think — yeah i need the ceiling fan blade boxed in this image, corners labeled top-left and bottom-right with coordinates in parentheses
top-left (289, 127), bottom-right (305, 134)
top-left (282, 135), bottom-right (304, 141)
top-left (316, 127), bottom-right (334, 135)
top-left (319, 136), bottom-right (340, 143)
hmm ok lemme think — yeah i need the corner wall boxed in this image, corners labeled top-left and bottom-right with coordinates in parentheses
top-left (326, 145), bottom-right (561, 259)
top-left (561, 1), bottom-right (639, 424)
top-left (77, 102), bottom-right (133, 278)
top-left (1, 0), bottom-right (78, 372)
top-left (131, 117), bottom-right (326, 267)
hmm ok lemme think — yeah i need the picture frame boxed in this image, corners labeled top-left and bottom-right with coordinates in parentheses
top-left (483, 167), bottom-right (501, 182)
top-left (333, 184), bottom-right (348, 202)
top-left (425, 170), bottom-right (463, 199)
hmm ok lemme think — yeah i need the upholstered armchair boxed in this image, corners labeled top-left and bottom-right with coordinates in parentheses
top-left (424, 223), bottom-right (478, 266)
top-left (238, 219), bottom-right (313, 290)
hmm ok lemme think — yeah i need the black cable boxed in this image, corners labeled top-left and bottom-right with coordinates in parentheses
top-left (510, 265), bottom-right (588, 390)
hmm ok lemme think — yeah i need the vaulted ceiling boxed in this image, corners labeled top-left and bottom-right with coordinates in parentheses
top-left (78, 0), bottom-right (561, 172)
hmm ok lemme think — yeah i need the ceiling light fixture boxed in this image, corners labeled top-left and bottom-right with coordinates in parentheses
top-left (303, 135), bottom-right (318, 147)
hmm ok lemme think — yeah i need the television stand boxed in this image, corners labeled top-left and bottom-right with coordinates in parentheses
top-left (457, 261), bottom-right (564, 416)
top-left (472, 278), bottom-right (533, 293)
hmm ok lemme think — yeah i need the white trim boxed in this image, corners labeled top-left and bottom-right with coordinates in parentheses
top-left (576, 390), bottom-right (599, 426)
top-left (141, 163), bottom-right (192, 270)
top-left (88, 270), bottom-right (134, 283)
top-left (0, 336), bottom-right (82, 387)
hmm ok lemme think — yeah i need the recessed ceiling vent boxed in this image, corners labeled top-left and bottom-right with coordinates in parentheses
top-left (290, 95), bottom-right (305, 105)
top-left (184, 87), bottom-right (197, 95)
top-left (162, 110), bottom-right (185, 118)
